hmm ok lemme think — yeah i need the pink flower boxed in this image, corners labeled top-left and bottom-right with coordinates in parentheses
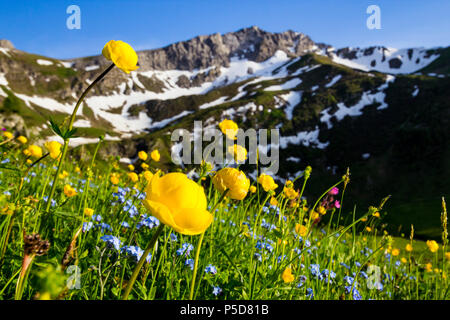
top-left (329, 187), bottom-right (339, 195)
top-left (334, 200), bottom-right (340, 208)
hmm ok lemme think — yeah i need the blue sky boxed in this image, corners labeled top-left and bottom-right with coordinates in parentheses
top-left (0, 0), bottom-right (449, 59)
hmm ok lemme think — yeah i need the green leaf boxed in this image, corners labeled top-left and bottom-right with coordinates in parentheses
top-left (49, 118), bottom-right (63, 138)
top-left (0, 164), bottom-right (21, 175)
top-left (79, 250), bottom-right (89, 259)
top-left (64, 128), bottom-right (78, 139)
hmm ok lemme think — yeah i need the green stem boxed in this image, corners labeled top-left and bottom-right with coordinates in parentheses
top-left (122, 224), bottom-right (164, 300)
top-left (189, 231), bottom-right (205, 300)
top-left (43, 64), bottom-right (115, 217)
top-left (188, 190), bottom-right (228, 300)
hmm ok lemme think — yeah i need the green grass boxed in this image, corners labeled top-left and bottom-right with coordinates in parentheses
top-left (0, 132), bottom-right (448, 301)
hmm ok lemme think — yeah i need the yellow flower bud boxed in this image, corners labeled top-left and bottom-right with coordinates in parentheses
top-left (17, 135), bottom-right (27, 144)
top-left (63, 185), bottom-right (77, 197)
top-left (128, 172), bottom-right (139, 183)
top-left (45, 141), bottom-right (62, 159)
top-left (281, 267), bottom-right (295, 283)
top-left (102, 40), bottom-right (139, 73)
top-left (138, 151), bottom-right (148, 161)
top-left (212, 168), bottom-right (250, 201)
top-left (218, 119), bottom-right (239, 140)
top-left (426, 240), bottom-right (439, 253)
top-left (84, 208), bottom-right (94, 217)
top-left (150, 149), bottom-right (160, 162)
top-left (257, 174), bottom-right (278, 192)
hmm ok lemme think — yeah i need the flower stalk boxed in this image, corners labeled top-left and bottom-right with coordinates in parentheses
top-left (42, 64), bottom-right (115, 228)
top-left (122, 223), bottom-right (165, 300)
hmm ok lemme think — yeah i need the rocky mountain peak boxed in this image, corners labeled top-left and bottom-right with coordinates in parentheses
top-left (72, 26), bottom-right (322, 73)
top-left (0, 40), bottom-right (14, 49)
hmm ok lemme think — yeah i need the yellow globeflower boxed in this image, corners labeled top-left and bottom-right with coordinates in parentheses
top-left (249, 185), bottom-right (257, 193)
top-left (63, 185), bottom-right (77, 197)
top-left (27, 145), bottom-right (43, 158)
top-left (227, 144), bottom-right (247, 162)
top-left (401, 257), bottom-right (407, 264)
top-left (270, 197), bottom-right (278, 206)
top-left (426, 240), bottom-right (439, 253)
top-left (392, 248), bottom-right (400, 256)
top-left (212, 168), bottom-right (250, 200)
top-left (102, 40), bottom-right (139, 73)
top-left (445, 252), bottom-right (450, 261)
top-left (75, 166), bottom-right (81, 173)
top-left (151, 150), bottom-right (160, 162)
top-left (365, 226), bottom-right (372, 232)
top-left (317, 205), bottom-right (326, 215)
top-left (295, 224), bottom-right (308, 237)
top-left (405, 243), bottom-right (413, 252)
top-left (110, 173), bottom-right (120, 185)
top-left (17, 136), bottom-right (27, 144)
top-left (141, 163), bottom-right (149, 170)
top-left (143, 172), bottom-right (213, 235)
top-left (138, 151), bottom-right (148, 161)
top-left (142, 170), bottom-right (154, 182)
top-left (425, 263), bottom-right (433, 272)
top-left (281, 267), bottom-right (295, 283)
top-left (84, 208), bottom-right (94, 217)
top-left (3, 131), bottom-right (13, 139)
top-left (128, 164), bottom-right (135, 171)
top-left (128, 172), bottom-right (139, 183)
top-left (218, 119), bottom-right (239, 140)
top-left (283, 187), bottom-right (298, 200)
top-left (45, 141), bottom-right (62, 159)
top-left (257, 174), bottom-right (278, 192)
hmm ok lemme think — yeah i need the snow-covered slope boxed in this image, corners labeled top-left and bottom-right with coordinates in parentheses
top-left (325, 46), bottom-right (440, 74)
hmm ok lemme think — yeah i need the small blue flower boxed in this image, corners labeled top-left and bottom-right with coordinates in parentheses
top-left (121, 245), bottom-right (151, 263)
top-left (83, 222), bottom-right (93, 232)
top-left (177, 243), bottom-right (194, 256)
top-left (92, 214), bottom-right (102, 222)
top-left (212, 286), bottom-right (222, 296)
top-left (310, 264), bottom-right (320, 277)
top-left (185, 258), bottom-right (194, 270)
top-left (343, 276), bottom-right (355, 286)
top-left (137, 216), bottom-right (160, 230)
top-left (170, 233), bottom-right (178, 242)
top-left (306, 288), bottom-right (314, 299)
top-left (100, 235), bottom-right (121, 251)
top-left (205, 264), bottom-right (217, 274)
top-left (120, 221), bottom-right (130, 228)
top-left (96, 223), bottom-right (112, 232)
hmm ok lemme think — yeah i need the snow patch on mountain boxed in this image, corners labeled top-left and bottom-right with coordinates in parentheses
top-left (85, 65), bottom-right (100, 71)
top-left (36, 59), bottom-right (53, 66)
top-left (279, 126), bottom-right (328, 149)
top-left (325, 75), bottom-right (342, 88)
top-left (199, 96), bottom-right (229, 110)
top-left (329, 47), bottom-right (440, 74)
top-left (0, 73), bottom-right (8, 86)
top-left (264, 77), bottom-right (302, 91)
top-left (320, 76), bottom-right (394, 128)
top-left (279, 91), bottom-right (302, 120)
